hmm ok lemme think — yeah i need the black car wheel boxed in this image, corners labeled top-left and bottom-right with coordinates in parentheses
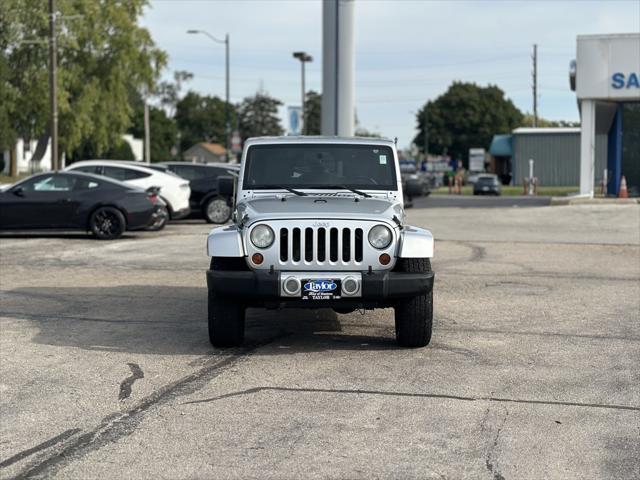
top-left (90, 207), bottom-right (126, 240)
top-left (394, 258), bottom-right (433, 348)
top-left (146, 205), bottom-right (169, 231)
top-left (204, 197), bottom-right (232, 224)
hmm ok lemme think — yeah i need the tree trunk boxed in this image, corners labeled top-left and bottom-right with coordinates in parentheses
top-left (9, 143), bottom-right (18, 177)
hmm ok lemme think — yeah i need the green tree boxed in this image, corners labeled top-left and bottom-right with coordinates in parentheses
top-left (69, 138), bottom-right (135, 162)
top-left (128, 105), bottom-right (178, 163)
top-left (414, 82), bottom-right (523, 165)
top-left (237, 91), bottom-right (284, 140)
top-left (0, 0), bottom-right (166, 158)
top-left (520, 114), bottom-right (579, 128)
top-left (175, 91), bottom-right (234, 152)
top-left (157, 70), bottom-right (193, 118)
top-left (304, 90), bottom-right (321, 135)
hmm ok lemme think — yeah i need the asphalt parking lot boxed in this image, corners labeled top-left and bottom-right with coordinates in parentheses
top-left (1, 203), bottom-right (639, 479)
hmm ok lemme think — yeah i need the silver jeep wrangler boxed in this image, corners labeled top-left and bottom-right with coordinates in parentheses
top-left (206, 137), bottom-right (434, 347)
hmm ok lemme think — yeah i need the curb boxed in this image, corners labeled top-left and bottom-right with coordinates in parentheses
top-left (550, 197), bottom-right (640, 206)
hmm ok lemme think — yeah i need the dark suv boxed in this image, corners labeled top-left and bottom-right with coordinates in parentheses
top-left (151, 162), bottom-right (239, 223)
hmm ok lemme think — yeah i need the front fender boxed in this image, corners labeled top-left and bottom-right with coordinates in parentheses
top-left (398, 226), bottom-right (434, 258)
top-left (207, 225), bottom-right (245, 257)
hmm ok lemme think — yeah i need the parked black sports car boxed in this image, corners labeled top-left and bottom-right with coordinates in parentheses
top-left (0, 171), bottom-right (157, 239)
top-left (150, 162), bottom-right (239, 223)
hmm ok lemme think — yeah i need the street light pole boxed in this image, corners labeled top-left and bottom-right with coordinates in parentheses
top-left (49, 0), bottom-right (58, 170)
top-left (225, 33), bottom-right (230, 158)
top-left (293, 52), bottom-right (312, 135)
top-left (187, 29), bottom-right (230, 160)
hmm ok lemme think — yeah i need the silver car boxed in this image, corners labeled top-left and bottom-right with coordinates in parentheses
top-left (206, 137), bottom-right (435, 348)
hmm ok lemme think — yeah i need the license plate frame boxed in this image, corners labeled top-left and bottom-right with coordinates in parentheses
top-left (301, 279), bottom-right (341, 300)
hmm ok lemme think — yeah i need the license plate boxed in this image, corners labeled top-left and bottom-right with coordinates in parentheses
top-left (482, 186), bottom-right (489, 191)
top-left (302, 279), bottom-right (341, 300)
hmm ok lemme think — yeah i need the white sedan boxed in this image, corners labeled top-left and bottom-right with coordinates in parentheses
top-left (65, 160), bottom-right (191, 219)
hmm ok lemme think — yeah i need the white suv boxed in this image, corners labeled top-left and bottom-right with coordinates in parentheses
top-left (66, 160), bottom-right (191, 219)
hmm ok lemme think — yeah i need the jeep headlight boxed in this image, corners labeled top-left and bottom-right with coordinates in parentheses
top-left (250, 224), bottom-right (274, 249)
top-left (368, 225), bottom-right (392, 249)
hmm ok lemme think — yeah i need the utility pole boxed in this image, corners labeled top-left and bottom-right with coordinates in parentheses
top-left (49, 0), bottom-right (59, 170)
top-left (186, 30), bottom-right (230, 160)
top-left (423, 105), bottom-right (429, 160)
top-left (532, 44), bottom-right (538, 128)
top-left (144, 100), bottom-right (150, 163)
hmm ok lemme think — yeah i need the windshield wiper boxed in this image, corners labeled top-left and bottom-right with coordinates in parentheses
top-left (322, 185), bottom-right (372, 198)
top-left (259, 185), bottom-right (307, 196)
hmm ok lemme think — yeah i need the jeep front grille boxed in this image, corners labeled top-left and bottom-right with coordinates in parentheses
top-left (279, 227), bottom-right (364, 264)
top-left (246, 220), bottom-right (396, 271)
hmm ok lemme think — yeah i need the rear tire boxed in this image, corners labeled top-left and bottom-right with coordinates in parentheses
top-left (204, 196), bottom-right (231, 224)
top-left (146, 205), bottom-right (168, 231)
top-left (394, 258), bottom-right (433, 348)
top-left (90, 207), bottom-right (126, 240)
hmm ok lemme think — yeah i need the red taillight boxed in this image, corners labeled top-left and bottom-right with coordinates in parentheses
top-left (147, 194), bottom-right (158, 205)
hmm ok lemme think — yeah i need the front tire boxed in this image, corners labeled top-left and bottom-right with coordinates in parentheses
top-left (90, 207), bottom-right (126, 240)
top-left (208, 290), bottom-right (245, 347)
top-left (204, 196), bottom-right (231, 224)
top-left (208, 257), bottom-right (245, 347)
top-left (394, 258), bottom-right (433, 348)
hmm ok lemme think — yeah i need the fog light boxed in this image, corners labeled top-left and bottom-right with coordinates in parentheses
top-left (283, 277), bottom-right (301, 296)
top-left (379, 253), bottom-right (391, 265)
top-left (342, 277), bottom-right (359, 296)
top-left (252, 253), bottom-right (264, 265)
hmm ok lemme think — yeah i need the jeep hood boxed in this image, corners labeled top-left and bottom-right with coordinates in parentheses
top-left (237, 195), bottom-right (404, 224)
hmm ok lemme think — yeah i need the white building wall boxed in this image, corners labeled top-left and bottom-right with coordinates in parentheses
top-left (122, 134), bottom-right (144, 161)
top-left (2, 138), bottom-right (53, 174)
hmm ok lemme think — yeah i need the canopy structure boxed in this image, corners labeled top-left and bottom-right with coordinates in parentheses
top-left (489, 134), bottom-right (513, 157)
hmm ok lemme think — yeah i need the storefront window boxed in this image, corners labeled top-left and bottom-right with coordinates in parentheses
top-left (622, 103), bottom-right (640, 197)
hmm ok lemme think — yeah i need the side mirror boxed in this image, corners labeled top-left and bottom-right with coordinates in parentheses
top-left (12, 187), bottom-right (25, 197)
top-left (217, 176), bottom-right (235, 197)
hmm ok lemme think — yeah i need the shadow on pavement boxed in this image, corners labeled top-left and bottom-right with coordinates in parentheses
top-left (0, 232), bottom-right (138, 240)
top-left (1, 286), bottom-right (398, 355)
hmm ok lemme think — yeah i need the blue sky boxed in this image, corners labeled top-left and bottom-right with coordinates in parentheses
top-left (143, 0), bottom-right (640, 148)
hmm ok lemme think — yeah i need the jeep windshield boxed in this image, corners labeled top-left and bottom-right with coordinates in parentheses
top-left (243, 144), bottom-right (397, 191)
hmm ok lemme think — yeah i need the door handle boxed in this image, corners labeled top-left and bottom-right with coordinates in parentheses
top-left (56, 198), bottom-right (72, 203)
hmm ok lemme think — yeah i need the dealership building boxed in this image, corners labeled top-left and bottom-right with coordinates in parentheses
top-left (490, 33), bottom-right (639, 196)
top-left (574, 33), bottom-right (640, 197)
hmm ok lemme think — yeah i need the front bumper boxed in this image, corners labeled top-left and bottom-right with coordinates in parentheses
top-left (206, 268), bottom-right (434, 307)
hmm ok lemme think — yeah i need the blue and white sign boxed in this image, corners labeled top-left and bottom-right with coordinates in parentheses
top-left (576, 34), bottom-right (640, 100)
top-left (611, 72), bottom-right (640, 89)
top-left (303, 280), bottom-right (337, 292)
top-left (288, 106), bottom-right (303, 135)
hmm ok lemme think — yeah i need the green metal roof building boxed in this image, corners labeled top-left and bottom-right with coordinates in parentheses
top-left (490, 128), bottom-right (607, 187)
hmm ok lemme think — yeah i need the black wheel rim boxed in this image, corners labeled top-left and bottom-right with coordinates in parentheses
top-left (95, 210), bottom-right (120, 236)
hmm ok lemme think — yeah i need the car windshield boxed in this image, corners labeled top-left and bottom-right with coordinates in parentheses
top-left (477, 176), bottom-right (499, 185)
top-left (243, 144), bottom-right (397, 191)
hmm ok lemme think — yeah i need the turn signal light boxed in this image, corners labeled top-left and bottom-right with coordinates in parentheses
top-left (379, 253), bottom-right (391, 265)
top-left (251, 253), bottom-right (264, 265)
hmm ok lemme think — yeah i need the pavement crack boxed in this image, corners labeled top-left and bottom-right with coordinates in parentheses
top-left (0, 428), bottom-right (81, 469)
top-left (118, 363), bottom-right (144, 401)
top-left (11, 334), bottom-right (286, 479)
top-left (183, 386), bottom-right (640, 412)
top-left (485, 407), bottom-right (508, 480)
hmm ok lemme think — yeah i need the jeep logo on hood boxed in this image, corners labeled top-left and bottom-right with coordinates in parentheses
top-left (304, 280), bottom-right (337, 292)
